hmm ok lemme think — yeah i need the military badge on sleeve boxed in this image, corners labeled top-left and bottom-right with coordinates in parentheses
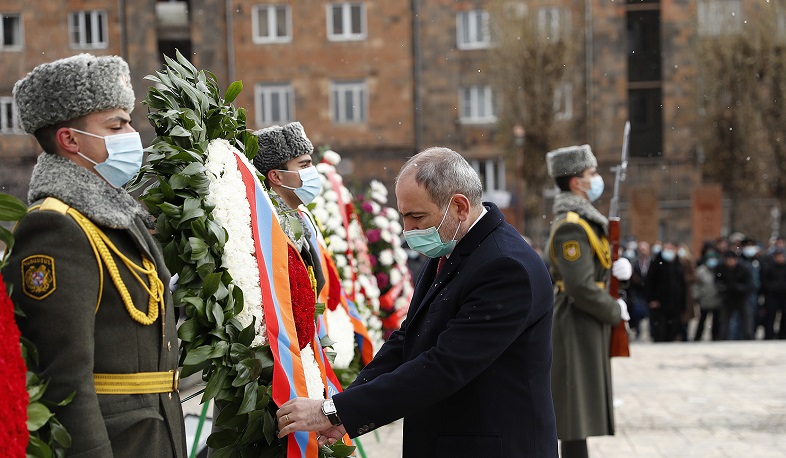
top-left (22, 255), bottom-right (56, 300)
top-left (562, 241), bottom-right (581, 261)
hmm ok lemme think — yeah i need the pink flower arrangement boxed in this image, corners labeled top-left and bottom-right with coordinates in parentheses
top-left (354, 180), bottom-right (414, 338)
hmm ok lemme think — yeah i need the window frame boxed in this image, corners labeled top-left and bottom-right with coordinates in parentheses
top-left (326, 2), bottom-right (367, 42)
top-left (537, 7), bottom-right (571, 43)
top-left (458, 85), bottom-right (497, 124)
top-left (469, 158), bottom-right (507, 196)
top-left (254, 83), bottom-right (295, 127)
top-left (0, 13), bottom-right (23, 50)
top-left (553, 82), bottom-right (573, 121)
top-left (252, 4), bottom-right (292, 44)
top-left (330, 80), bottom-right (368, 124)
top-left (456, 10), bottom-right (492, 50)
top-left (68, 10), bottom-right (108, 49)
top-left (0, 96), bottom-right (21, 134)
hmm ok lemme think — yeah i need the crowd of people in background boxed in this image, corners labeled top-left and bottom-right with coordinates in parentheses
top-left (621, 234), bottom-right (786, 342)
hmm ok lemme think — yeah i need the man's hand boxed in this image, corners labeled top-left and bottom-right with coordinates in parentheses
top-left (317, 426), bottom-right (348, 447)
top-left (612, 257), bottom-right (633, 281)
top-left (276, 398), bottom-right (332, 438)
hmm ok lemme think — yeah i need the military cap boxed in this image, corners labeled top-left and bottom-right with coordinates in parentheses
top-left (13, 53), bottom-right (135, 134)
top-left (546, 144), bottom-right (598, 178)
top-left (252, 121), bottom-right (314, 176)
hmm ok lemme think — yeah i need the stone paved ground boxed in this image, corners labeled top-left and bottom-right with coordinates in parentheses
top-left (356, 340), bottom-right (786, 458)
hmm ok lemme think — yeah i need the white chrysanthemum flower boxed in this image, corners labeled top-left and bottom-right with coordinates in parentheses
top-left (378, 250), bottom-right (394, 266)
top-left (311, 207), bottom-right (329, 224)
top-left (394, 247), bottom-right (409, 264)
top-left (390, 235), bottom-right (402, 249)
top-left (323, 189), bottom-right (338, 202)
top-left (373, 215), bottom-right (390, 230)
top-left (370, 201), bottom-right (382, 215)
top-left (300, 345), bottom-right (326, 400)
top-left (316, 163), bottom-right (333, 174)
top-left (370, 191), bottom-right (387, 205)
top-left (333, 225), bottom-right (347, 239)
top-left (330, 237), bottom-right (349, 254)
top-left (389, 267), bottom-right (402, 284)
top-left (380, 229), bottom-right (393, 243)
top-left (325, 306), bottom-right (355, 369)
top-left (385, 207), bottom-right (399, 220)
top-left (395, 297), bottom-right (409, 311)
top-left (348, 222), bottom-right (363, 239)
top-left (335, 255), bottom-right (348, 268)
top-left (205, 139), bottom-right (267, 345)
top-left (389, 220), bottom-right (402, 234)
top-left (311, 195), bottom-right (326, 207)
top-left (322, 150), bottom-right (342, 165)
top-left (340, 187), bottom-right (352, 202)
top-left (370, 180), bottom-right (387, 196)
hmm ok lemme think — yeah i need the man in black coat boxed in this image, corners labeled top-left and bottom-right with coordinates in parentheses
top-left (715, 250), bottom-right (755, 340)
top-left (645, 241), bottom-right (687, 342)
top-left (276, 147), bottom-right (558, 457)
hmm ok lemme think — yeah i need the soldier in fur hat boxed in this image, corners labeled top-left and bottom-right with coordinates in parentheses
top-left (545, 144), bottom-right (632, 458)
top-left (3, 54), bottom-right (186, 457)
top-left (252, 121), bottom-right (326, 294)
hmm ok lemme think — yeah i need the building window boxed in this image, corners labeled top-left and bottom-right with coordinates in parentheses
top-left (252, 5), bottom-right (291, 43)
top-left (456, 10), bottom-right (492, 50)
top-left (69, 10), bottom-right (108, 49)
top-left (471, 159), bottom-right (506, 193)
top-left (629, 87), bottom-right (663, 158)
top-left (255, 83), bottom-right (294, 126)
top-left (0, 97), bottom-right (20, 134)
top-left (327, 3), bottom-right (366, 41)
top-left (538, 7), bottom-right (571, 43)
top-left (1, 13), bottom-right (22, 50)
top-left (459, 85), bottom-right (496, 124)
top-left (470, 158), bottom-right (509, 206)
top-left (698, 0), bottom-right (742, 36)
top-left (331, 81), bottom-right (367, 124)
top-left (553, 83), bottom-right (573, 120)
top-left (627, 9), bottom-right (662, 82)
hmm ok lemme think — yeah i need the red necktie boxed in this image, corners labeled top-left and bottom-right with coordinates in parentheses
top-left (436, 256), bottom-right (447, 274)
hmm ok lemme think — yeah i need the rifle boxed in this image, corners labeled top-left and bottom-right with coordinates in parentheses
top-left (609, 121), bottom-right (630, 358)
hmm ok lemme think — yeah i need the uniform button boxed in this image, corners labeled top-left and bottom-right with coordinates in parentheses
top-left (167, 341), bottom-right (171, 351)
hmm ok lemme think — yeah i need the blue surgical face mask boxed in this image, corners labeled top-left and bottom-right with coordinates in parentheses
top-left (71, 128), bottom-right (144, 188)
top-left (278, 166), bottom-right (322, 205)
top-left (705, 258), bottom-right (719, 269)
top-left (742, 246), bottom-right (758, 258)
top-left (661, 249), bottom-right (676, 262)
top-left (403, 204), bottom-right (461, 258)
top-left (581, 174), bottom-right (604, 202)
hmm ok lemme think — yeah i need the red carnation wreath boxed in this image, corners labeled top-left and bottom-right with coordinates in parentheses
top-left (287, 246), bottom-right (316, 350)
top-left (0, 272), bottom-right (29, 457)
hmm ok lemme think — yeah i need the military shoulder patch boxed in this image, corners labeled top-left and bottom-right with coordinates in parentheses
top-left (562, 241), bottom-right (581, 261)
top-left (22, 255), bottom-right (56, 300)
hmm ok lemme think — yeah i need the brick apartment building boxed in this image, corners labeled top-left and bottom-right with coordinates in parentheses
top-left (0, 0), bottom-right (780, 248)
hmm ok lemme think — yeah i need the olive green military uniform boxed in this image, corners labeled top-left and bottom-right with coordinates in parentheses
top-left (4, 153), bottom-right (186, 457)
top-left (547, 192), bottom-right (621, 441)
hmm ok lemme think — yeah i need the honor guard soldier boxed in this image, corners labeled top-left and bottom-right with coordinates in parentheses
top-left (546, 145), bottom-right (632, 458)
top-left (4, 54), bottom-right (186, 457)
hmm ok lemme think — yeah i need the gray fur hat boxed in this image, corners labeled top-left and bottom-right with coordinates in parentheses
top-left (546, 144), bottom-right (598, 178)
top-left (13, 53), bottom-right (135, 134)
top-left (252, 121), bottom-right (314, 176)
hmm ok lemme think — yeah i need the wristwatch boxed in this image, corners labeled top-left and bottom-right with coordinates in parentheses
top-left (322, 398), bottom-right (342, 426)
